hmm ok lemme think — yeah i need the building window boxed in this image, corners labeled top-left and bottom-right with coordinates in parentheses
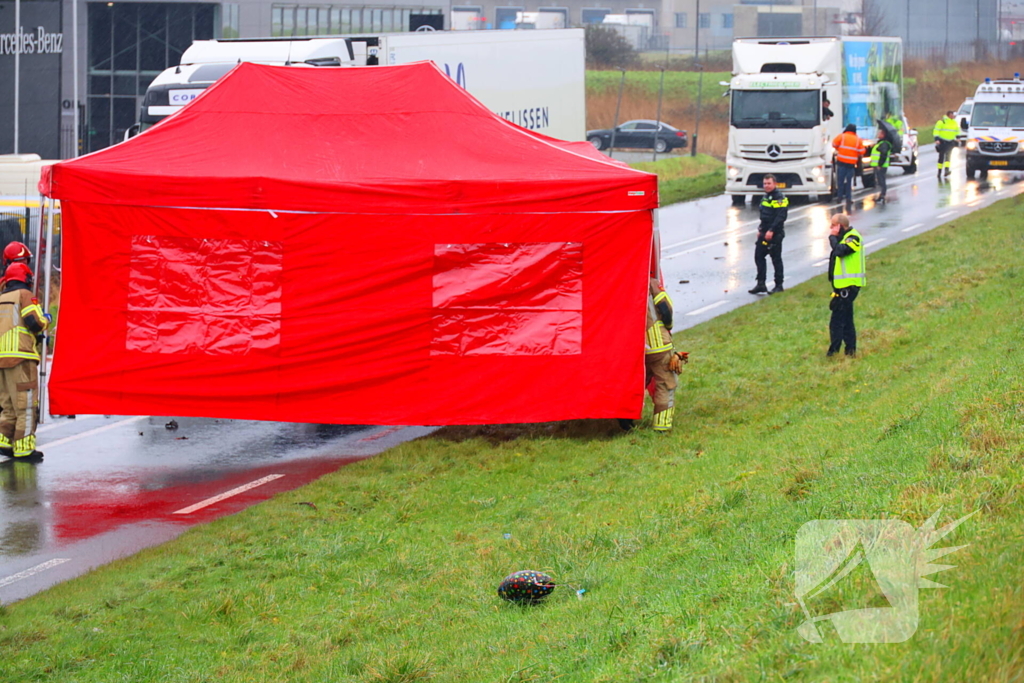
top-left (625, 8), bottom-right (655, 27)
top-left (698, 12), bottom-right (710, 28)
top-left (722, 13), bottom-right (733, 29)
top-left (451, 5), bottom-right (483, 30)
top-left (674, 12), bottom-right (687, 28)
top-left (272, 5), bottom-right (443, 35)
top-left (87, 2), bottom-right (216, 153)
top-left (581, 8), bottom-right (611, 25)
top-left (496, 6), bottom-right (523, 29)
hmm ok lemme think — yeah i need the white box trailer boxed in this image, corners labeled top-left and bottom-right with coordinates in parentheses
top-left (724, 36), bottom-right (904, 201)
top-left (132, 29), bottom-right (586, 142)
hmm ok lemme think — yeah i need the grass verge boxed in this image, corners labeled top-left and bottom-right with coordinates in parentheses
top-left (629, 154), bottom-right (725, 205)
top-left (2, 196), bottom-right (1023, 682)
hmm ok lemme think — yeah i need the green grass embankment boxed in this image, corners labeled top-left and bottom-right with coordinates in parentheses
top-left (586, 70), bottom-right (731, 101)
top-left (2, 196), bottom-right (1024, 681)
top-left (629, 153), bottom-right (725, 205)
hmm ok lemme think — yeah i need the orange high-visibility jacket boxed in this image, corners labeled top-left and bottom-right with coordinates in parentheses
top-left (833, 131), bottom-right (866, 165)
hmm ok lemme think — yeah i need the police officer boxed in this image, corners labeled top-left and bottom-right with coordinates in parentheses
top-left (0, 263), bottom-right (48, 461)
top-left (826, 214), bottom-right (865, 357)
top-left (933, 110), bottom-right (959, 178)
top-left (748, 174), bottom-right (788, 295)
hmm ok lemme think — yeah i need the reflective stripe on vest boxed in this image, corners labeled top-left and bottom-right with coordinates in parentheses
top-left (833, 228), bottom-right (866, 288)
top-left (645, 321), bottom-right (673, 354)
top-left (870, 142), bottom-right (890, 168)
top-left (761, 197), bottom-right (789, 209)
top-left (835, 133), bottom-right (863, 165)
top-left (934, 118), bottom-right (958, 141)
top-left (0, 300), bottom-right (42, 362)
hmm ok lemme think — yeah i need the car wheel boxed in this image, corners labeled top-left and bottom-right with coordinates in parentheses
top-left (906, 155), bottom-right (917, 174)
top-left (731, 194), bottom-right (746, 206)
top-left (654, 139), bottom-right (668, 154)
top-left (966, 164), bottom-right (976, 180)
top-left (979, 168), bottom-right (989, 180)
top-left (588, 136), bottom-right (605, 151)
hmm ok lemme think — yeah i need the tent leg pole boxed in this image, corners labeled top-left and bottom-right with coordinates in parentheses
top-left (39, 198), bottom-right (56, 424)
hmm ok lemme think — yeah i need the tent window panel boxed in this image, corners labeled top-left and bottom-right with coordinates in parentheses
top-left (127, 236), bottom-right (283, 356)
top-left (431, 242), bottom-right (583, 356)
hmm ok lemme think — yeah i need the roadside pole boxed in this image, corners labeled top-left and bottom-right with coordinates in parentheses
top-left (39, 200), bottom-right (56, 423)
top-left (609, 68), bottom-right (626, 156)
top-left (693, 64), bottom-right (704, 157)
top-left (653, 65), bottom-right (666, 162)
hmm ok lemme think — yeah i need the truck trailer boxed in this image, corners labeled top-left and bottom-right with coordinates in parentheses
top-left (724, 36), bottom-right (904, 202)
top-left (129, 29), bottom-right (586, 142)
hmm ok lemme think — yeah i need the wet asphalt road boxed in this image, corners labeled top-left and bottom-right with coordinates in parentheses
top-left (3, 145), bottom-right (1021, 604)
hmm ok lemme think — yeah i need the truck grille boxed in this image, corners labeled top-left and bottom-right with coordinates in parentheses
top-left (746, 173), bottom-right (803, 187)
top-left (979, 141), bottom-right (1018, 154)
top-left (739, 143), bottom-right (811, 162)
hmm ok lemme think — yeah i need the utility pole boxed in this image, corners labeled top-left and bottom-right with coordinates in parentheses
top-left (693, 0), bottom-right (700, 155)
top-left (653, 65), bottom-right (666, 162)
top-left (14, 0), bottom-right (21, 153)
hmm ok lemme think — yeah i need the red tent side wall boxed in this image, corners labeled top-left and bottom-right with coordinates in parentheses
top-left (50, 202), bottom-right (652, 424)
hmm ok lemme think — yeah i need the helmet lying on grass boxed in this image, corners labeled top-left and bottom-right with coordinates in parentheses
top-left (497, 570), bottom-right (556, 603)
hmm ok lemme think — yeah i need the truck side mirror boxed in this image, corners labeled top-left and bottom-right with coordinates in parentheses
top-left (960, 118), bottom-right (968, 131)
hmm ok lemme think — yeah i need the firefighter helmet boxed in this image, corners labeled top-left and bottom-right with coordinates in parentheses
top-left (497, 570), bottom-right (555, 603)
top-left (3, 242), bottom-right (32, 264)
top-left (4, 262), bottom-right (33, 284)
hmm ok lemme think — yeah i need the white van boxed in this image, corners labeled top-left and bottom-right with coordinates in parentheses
top-left (963, 75), bottom-right (1024, 179)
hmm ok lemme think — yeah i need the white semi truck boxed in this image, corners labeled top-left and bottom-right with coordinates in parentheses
top-left (724, 36), bottom-right (905, 203)
top-left (130, 29), bottom-right (586, 142)
top-left (962, 74), bottom-right (1024, 179)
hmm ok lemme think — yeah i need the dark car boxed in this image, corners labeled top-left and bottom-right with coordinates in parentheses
top-left (587, 119), bottom-right (688, 153)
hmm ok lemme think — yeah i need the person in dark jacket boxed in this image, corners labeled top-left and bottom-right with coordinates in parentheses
top-left (748, 174), bottom-right (788, 295)
top-left (869, 128), bottom-right (892, 203)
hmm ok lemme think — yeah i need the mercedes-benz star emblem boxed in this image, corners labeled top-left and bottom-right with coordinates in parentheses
top-left (766, 144), bottom-right (782, 159)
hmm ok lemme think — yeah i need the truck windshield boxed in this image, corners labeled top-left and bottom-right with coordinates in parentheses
top-left (971, 103), bottom-right (1024, 127)
top-left (731, 90), bottom-right (820, 129)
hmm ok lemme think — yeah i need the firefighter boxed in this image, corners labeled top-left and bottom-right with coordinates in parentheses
top-left (3, 242), bottom-right (32, 267)
top-left (826, 214), bottom-right (865, 357)
top-left (832, 124), bottom-right (865, 205)
top-left (643, 279), bottom-right (685, 432)
top-left (933, 110), bottom-right (959, 178)
top-left (748, 173), bottom-right (788, 295)
top-left (0, 263), bottom-right (48, 461)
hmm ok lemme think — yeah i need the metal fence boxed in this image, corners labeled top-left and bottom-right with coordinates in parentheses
top-left (904, 40), bottom-right (1017, 63)
top-left (0, 206), bottom-right (63, 282)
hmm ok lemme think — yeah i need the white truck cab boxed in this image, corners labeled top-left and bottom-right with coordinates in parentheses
top-left (963, 75), bottom-right (1024, 179)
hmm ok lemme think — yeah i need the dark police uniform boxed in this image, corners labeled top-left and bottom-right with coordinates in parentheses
top-left (752, 187), bottom-right (788, 292)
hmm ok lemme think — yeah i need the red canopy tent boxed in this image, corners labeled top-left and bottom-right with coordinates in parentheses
top-left (40, 62), bottom-right (658, 425)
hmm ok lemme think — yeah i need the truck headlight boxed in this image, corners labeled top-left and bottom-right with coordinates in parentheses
top-left (728, 166), bottom-right (741, 178)
top-left (1019, 141), bottom-right (1024, 153)
top-left (966, 140), bottom-right (978, 151)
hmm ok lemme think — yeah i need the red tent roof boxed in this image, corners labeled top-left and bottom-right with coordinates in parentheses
top-left (41, 61), bottom-right (656, 214)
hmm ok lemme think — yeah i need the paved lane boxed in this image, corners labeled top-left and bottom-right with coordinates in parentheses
top-left (659, 146), bottom-right (1024, 328)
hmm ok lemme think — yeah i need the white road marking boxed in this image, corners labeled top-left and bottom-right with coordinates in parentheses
top-left (901, 222), bottom-right (925, 233)
top-left (686, 300), bottom-right (729, 316)
top-left (863, 238), bottom-right (887, 249)
top-left (938, 210), bottom-right (956, 219)
top-left (172, 474), bottom-right (285, 515)
top-left (662, 219), bottom-right (760, 249)
top-left (36, 414), bottom-right (105, 435)
top-left (41, 415), bottom-right (149, 449)
top-left (813, 259), bottom-right (830, 268)
top-left (0, 558), bottom-right (72, 589)
top-left (666, 229), bottom-right (758, 259)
